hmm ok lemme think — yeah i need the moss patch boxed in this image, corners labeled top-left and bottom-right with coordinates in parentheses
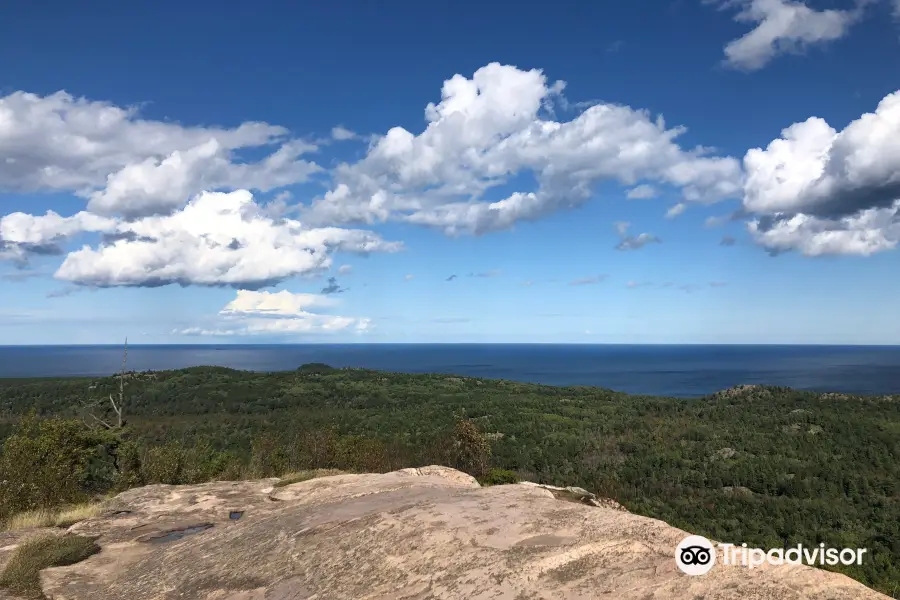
top-left (0, 534), bottom-right (100, 599)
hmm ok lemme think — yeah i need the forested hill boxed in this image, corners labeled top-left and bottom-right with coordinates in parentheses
top-left (0, 365), bottom-right (899, 596)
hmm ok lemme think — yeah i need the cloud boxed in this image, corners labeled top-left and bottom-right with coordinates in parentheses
top-left (0, 91), bottom-right (318, 217)
top-left (468, 269), bottom-right (501, 278)
top-left (705, 208), bottom-right (747, 227)
top-left (570, 275), bottom-right (608, 286)
top-left (445, 274), bottom-right (457, 281)
top-left (742, 90), bottom-right (900, 255)
top-left (665, 203), bottom-right (687, 219)
top-left (743, 92), bottom-right (900, 218)
top-left (0, 210), bottom-right (118, 263)
top-left (86, 139), bottom-right (320, 219)
top-left (46, 287), bottom-right (80, 298)
top-left (1, 210), bottom-right (116, 247)
top-left (49, 190), bottom-right (402, 288)
top-left (220, 289), bottom-right (335, 317)
top-left (614, 221), bottom-right (661, 250)
top-left (261, 191), bottom-right (299, 219)
top-left (0, 270), bottom-right (45, 282)
top-left (320, 276), bottom-right (348, 294)
top-left (625, 280), bottom-right (651, 288)
top-left (177, 289), bottom-right (370, 336)
top-left (331, 126), bottom-right (358, 141)
top-left (432, 317), bottom-right (471, 323)
top-left (748, 206), bottom-right (900, 256)
top-left (404, 274), bottom-right (415, 281)
top-left (626, 184), bottom-right (659, 199)
top-left (711, 0), bottom-right (865, 71)
top-left (305, 63), bottom-right (741, 235)
top-left (709, 281), bottom-right (728, 287)
top-left (337, 264), bottom-right (352, 275)
top-left (720, 235), bottom-right (737, 246)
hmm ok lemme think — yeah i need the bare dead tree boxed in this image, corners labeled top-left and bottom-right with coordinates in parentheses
top-left (82, 337), bottom-right (128, 431)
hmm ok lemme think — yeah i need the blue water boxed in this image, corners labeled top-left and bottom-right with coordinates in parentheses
top-left (1, 344), bottom-right (900, 398)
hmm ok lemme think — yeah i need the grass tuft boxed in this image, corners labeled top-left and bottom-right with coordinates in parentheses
top-left (3, 502), bottom-right (104, 532)
top-left (53, 503), bottom-right (103, 528)
top-left (3, 510), bottom-right (56, 531)
top-left (0, 534), bottom-right (100, 599)
top-left (273, 469), bottom-right (347, 488)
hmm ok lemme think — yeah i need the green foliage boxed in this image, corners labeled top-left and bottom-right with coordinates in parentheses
top-left (113, 440), bottom-right (144, 490)
top-left (297, 363), bottom-right (336, 374)
top-left (140, 440), bottom-right (189, 485)
top-left (0, 371), bottom-right (898, 595)
top-left (249, 433), bottom-right (290, 477)
top-left (482, 468), bottom-right (519, 485)
top-left (0, 414), bottom-right (119, 516)
top-left (0, 534), bottom-right (100, 599)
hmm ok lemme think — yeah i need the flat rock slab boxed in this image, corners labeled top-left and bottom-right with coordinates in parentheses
top-left (31, 466), bottom-right (888, 599)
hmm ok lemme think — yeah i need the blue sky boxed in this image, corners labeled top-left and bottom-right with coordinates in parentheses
top-left (1, 0), bottom-right (899, 344)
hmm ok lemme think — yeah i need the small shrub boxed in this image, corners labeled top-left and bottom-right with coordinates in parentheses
top-left (113, 440), bottom-right (144, 490)
top-left (0, 534), bottom-right (100, 599)
top-left (336, 436), bottom-right (389, 472)
top-left (140, 441), bottom-right (187, 485)
top-left (249, 434), bottom-right (290, 477)
top-left (482, 468), bottom-right (519, 486)
top-left (447, 418), bottom-right (492, 479)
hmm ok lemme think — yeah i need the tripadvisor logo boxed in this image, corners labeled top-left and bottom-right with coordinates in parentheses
top-left (676, 535), bottom-right (716, 576)
top-left (675, 535), bottom-right (868, 576)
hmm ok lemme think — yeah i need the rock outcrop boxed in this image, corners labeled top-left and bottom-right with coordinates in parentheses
top-left (7, 466), bottom-right (886, 599)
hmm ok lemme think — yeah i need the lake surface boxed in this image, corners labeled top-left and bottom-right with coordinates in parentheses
top-left (2, 344), bottom-right (900, 398)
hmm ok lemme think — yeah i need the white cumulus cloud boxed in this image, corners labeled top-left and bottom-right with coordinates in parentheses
top-left (626, 184), bottom-right (659, 199)
top-left (176, 289), bottom-right (371, 336)
top-left (748, 204), bottom-right (900, 256)
top-left (742, 89), bottom-right (900, 255)
top-left (711, 0), bottom-right (864, 71)
top-left (51, 190), bottom-right (402, 288)
top-left (331, 126), bottom-right (358, 141)
top-left (220, 289), bottom-right (336, 317)
top-left (1, 210), bottom-right (116, 246)
top-left (0, 91), bottom-right (320, 216)
top-left (305, 63), bottom-right (742, 235)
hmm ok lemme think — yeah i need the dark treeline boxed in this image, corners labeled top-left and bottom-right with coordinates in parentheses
top-left (0, 364), bottom-right (898, 596)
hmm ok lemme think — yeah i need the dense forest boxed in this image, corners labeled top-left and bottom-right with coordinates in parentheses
top-left (0, 364), bottom-right (898, 596)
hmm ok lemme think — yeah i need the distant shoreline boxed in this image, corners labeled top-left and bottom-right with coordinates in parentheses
top-left (2, 343), bottom-right (900, 347)
top-left (2, 344), bottom-right (899, 397)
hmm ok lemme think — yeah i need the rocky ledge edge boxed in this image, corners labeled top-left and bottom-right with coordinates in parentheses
top-left (1, 466), bottom-right (890, 599)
